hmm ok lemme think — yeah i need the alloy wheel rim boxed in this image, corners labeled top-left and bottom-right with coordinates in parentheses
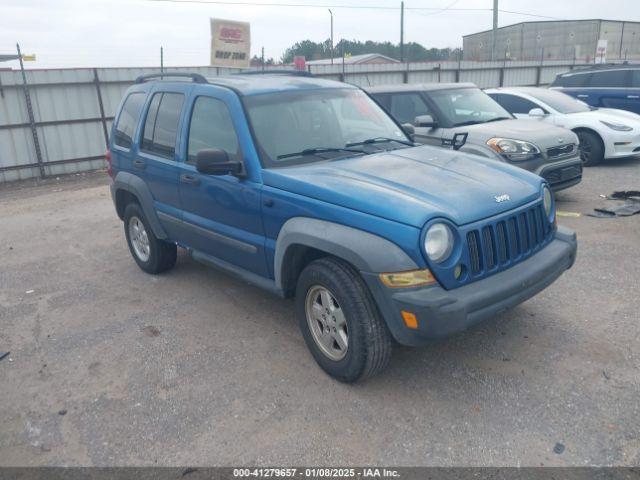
top-left (128, 216), bottom-right (150, 262)
top-left (578, 133), bottom-right (592, 163)
top-left (305, 285), bottom-right (349, 361)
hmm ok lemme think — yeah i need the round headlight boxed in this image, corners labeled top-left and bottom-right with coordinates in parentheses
top-left (543, 186), bottom-right (554, 221)
top-left (424, 223), bottom-right (454, 263)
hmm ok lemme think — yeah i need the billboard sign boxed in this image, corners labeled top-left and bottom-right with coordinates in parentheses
top-left (210, 18), bottom-right (251, 68)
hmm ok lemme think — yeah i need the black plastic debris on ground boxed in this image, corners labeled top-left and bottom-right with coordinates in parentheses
top-left (587, 190), bottom-right (640, 218)
top-left (0, 352), bottom-right (9, 363)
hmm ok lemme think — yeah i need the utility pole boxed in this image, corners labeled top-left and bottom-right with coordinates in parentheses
top-left (491, 0), bottom-right (498, 61)
top-left (160, 46), bottom-right (164, 76)
top-left (328, 9), bottom-right (334, 65)
top-left (261, 46), bottom-right (265, 71)
top-left (400, 1), bottom-right (405, 62)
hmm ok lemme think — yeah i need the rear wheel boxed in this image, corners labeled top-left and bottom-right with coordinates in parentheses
top-left (123, 203), bottom-right (177, 274)
top-left (295, 257), bottom-right (392, 383)
top-left (576, 130), bottom-right (604, 166)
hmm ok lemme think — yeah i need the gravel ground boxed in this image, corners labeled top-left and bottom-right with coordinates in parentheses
top-left (0, 160), bottom-right (639, 467)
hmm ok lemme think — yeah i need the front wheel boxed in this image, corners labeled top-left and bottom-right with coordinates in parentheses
top-left (295, 257), bottom-right (392, 383)
top-left (576, 130), bottom-right (604, 166)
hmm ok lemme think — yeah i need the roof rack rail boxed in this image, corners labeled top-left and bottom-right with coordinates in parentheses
top-left (569, 62), bottom-right (637, 72)
top-left (234, 69), bottom-right (313, 77)
top-left (134, 72), bottom-right (208, 84)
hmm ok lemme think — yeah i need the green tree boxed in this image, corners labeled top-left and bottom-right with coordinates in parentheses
top-left (281, 39), bottom-right (460, 63)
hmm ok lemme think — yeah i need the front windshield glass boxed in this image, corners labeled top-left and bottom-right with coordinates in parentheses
top-left (527, 89), bottom-right (591, 114)
top-left (244, 88), bottom-right (410, 167)
top-left (428, 87), bottom-right (512, 127)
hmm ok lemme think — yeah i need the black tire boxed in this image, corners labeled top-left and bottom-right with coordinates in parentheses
top-left (123, 203), bottom-right (177, 274)
top-left (295, 257), bottom-right (392, 383)
top-left (576, 130), bottom-right (604, 166)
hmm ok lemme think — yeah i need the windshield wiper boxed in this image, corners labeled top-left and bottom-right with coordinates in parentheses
top-left (484, 116), bottom-right (512, 123)
top-left (452, 120), bottom-right (482, 127)
top-left (346, 137), bottom-right (414, 147)
top-left (277, 147), bottom-right (367, 160)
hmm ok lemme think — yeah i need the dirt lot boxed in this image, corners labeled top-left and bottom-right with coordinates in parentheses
top-left (0, 160), bottom-right (639, 467)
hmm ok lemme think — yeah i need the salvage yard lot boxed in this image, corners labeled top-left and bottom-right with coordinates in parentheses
top-left (1, 159), bottom-right (639, 467)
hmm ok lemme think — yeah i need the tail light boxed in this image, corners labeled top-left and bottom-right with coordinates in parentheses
top-left (105, 149), bottom-right (113, 178)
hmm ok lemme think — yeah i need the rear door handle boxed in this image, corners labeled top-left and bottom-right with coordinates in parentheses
top-left (180, 173), bottom-right (201, 186)
top-left (132, 159), bottom-right (146, 169)
top-left (577, 94), bottom-right (589, 98)
top-left (627, 95), bottom-right (640, 99)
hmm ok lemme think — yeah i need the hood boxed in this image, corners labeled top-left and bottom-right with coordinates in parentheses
top-left (461, 119), bottom-right (578, 149)
top-left (569, 108), bottom-right (640, 127)
top-left (262, 145), bottom-right (544, 228)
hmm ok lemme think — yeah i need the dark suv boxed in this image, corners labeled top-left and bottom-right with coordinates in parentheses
top-left (550, 64), bottom-right (640, 114)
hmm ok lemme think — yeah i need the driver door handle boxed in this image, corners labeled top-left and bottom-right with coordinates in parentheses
top-left (180, 173), bottom-right (200, 186)
top-left (132, 159), bottom-right (146, 169)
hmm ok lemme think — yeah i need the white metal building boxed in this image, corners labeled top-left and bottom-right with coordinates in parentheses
top-left (463, 19), bottom-right (640, 62)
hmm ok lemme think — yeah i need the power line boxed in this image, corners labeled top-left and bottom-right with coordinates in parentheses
top-left (143, 0), bottom-right (488, 11)
top-left (143, 0), bottom-right (565, 19)
top-left (412, 0), bottom-right (462, 17)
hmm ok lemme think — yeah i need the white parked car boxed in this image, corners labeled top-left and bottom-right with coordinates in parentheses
top-left (486, 87), bottom-right (640, 166)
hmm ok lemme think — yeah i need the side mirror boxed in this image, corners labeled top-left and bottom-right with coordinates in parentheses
top-left (528, 107), bottom-right (546, 118)
top-left (414, 114), bottom-right (437, 128)
top-left (401, 123), bottom-right (415, 139)
top-left (195, 149), bottom-right (243, 176)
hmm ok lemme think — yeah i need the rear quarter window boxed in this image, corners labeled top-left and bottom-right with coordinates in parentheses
top-left (113, 92), bottom-right (146, 149)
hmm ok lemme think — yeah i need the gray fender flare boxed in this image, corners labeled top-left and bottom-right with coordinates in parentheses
top-left (112, 171), bottom-right (168, 239)
top-left (274, 217), bottom-right (418, 291)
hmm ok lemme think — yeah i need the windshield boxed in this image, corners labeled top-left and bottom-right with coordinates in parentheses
top-left (243, 88), bottom-right (410, 167)
top-left (527, 89), bottom-right (592, 114)
top-left (428, 87), bottom-right (512, 127)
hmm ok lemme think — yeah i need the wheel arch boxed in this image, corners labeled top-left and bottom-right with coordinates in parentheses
top-left (572, 126), bottom-right (605, 148)
top-left (112, 171), bottom-right (169, 240)
top-left (274, 217), bottom-right (418, 298)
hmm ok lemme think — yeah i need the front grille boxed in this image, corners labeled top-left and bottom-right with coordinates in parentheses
top-left (547, 144), bottom-right (576, 159)
top-left (542, 163), bottom-right (582, 185)
top-left (466, 203), bottom-right (552, 276)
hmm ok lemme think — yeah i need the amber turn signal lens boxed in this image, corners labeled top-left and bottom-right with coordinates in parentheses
top-left (379, 269), bottom-right (436, 288)
top-left (401, 311), bottom-right (419, 329)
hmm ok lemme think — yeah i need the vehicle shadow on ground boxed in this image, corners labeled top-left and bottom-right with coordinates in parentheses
top-left (170, 249), bottom-right (541, 391)
top-left (592, 155), bottom-right (640, 168)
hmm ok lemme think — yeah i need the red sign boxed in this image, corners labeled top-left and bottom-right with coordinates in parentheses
top-left (294, 56), bottom-right (306, 71)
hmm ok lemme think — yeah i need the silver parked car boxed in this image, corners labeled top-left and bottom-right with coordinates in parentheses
top-left (367, 83), bottom-right (583, 191)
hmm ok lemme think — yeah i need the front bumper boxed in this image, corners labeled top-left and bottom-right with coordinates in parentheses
top-left (362, 226), bottom-right (577, 346)
top-left (536, 155), bottom-right (583, 192)
top-left (604, 131), bottom-right (640, 159)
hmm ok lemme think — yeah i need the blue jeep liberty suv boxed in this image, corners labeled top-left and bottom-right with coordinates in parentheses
top-left (108, 72), bottom-right (577, 382)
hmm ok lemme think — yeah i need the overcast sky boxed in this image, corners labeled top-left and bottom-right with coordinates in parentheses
top-left (1, 0), bottom-right (639, 68)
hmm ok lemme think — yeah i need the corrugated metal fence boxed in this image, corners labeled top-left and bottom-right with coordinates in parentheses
top-left (0, 60), bottom-right (603, 182)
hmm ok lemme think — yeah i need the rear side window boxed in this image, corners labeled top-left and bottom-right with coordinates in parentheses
top-left (141, 92), bottom-right (185, 159)
top-left (554, 73), bottom-right (590, 87)
top-left (113, 92), bottom-right (145, 149)
top-left (187, 97), bottom-right (240, 164)
top-left (588, 70), bottom-right (627, 88)
top-left (490, 93), bottom-right (542, 114)
top-left (389, 93), bottom-right (432, 124)
top-left (630, 70), bottom-right (640, 88)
